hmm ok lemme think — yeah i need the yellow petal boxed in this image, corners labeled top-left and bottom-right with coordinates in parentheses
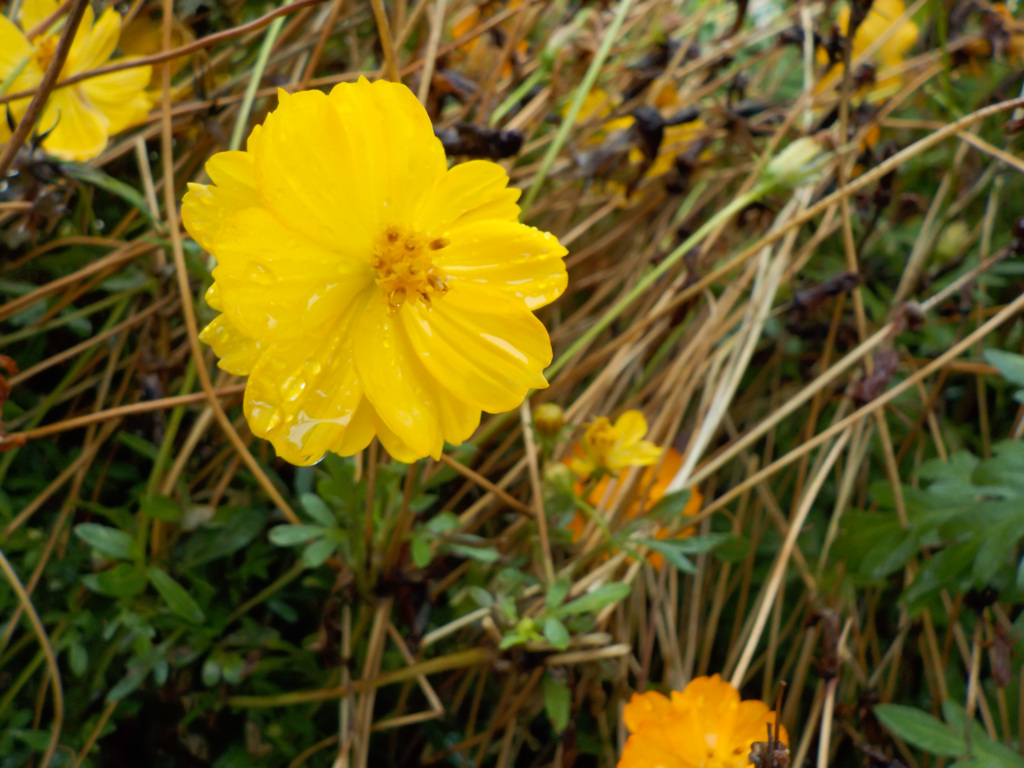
top-left (402, 288), bottom-right (550, 413)
top-left (253, 88), bottom-right (376, 253)
top-left (243, 312), bottom-right (365, 466)
top-left (613, 410), bottom-right (649, 445)
top-left (416, 160), bottom-right (521, 231)
top-left (212, 206), bottom-right (373, 341)
top-left (198, 314), bottom-right (265, 376)
top-left (330, 398), bottom-right (376, 457)
top-left (38, 87), bottom-right (108, 161)
top-left (610, 440), bottom-right (662, 471)
top-left (205, 282), bottom-right (224, 311)
top-left (0, 15), bottom-right (32, 72)
top-left (438, 220), bottom-right (568, 311)
top-left (182, 150), bottom-right (259, 252)
top-left (328, 78), bottom-right (447, 225)
top-left (18, 0), bottom-right (61, 35)
top-left (80, 62), bottom-right (151, 134)
top-left (352, 294), bottom-right (444, 459)
top-left (369, 408), bottom-right (424, 463)
top-left (66, 7), bottom-right (119, 73)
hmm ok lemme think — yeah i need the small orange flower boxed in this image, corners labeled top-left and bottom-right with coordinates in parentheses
top-left (566, 447), bottom-right (702, 568)
top-left (618, 675), bottom-right (788, 768)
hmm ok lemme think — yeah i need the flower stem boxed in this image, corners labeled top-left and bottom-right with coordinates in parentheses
top-left (228, 1), bottom-right (291, 152)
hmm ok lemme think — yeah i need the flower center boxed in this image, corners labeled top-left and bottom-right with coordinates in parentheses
top-left (32, 36), bottom-right (59, 72)
top-left (371, 225), bottom-right (449, 312)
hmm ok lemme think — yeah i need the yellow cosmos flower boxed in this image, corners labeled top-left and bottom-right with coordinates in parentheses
top-left (0, 0), bottom-right (152, 161)
top-left (182, 79), bottom-right (568, 465)
top-left (570, 410), bottom-right (663, 478)
top-left (818, 0), bottom-right (919, 100)
top-left (618, 676), bottom-right (788, 768)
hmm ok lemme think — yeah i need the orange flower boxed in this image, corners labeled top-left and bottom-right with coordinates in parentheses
top-left (618, 675), bottom-right (788, 768)
top-left (566, 447), bottom-right (703, 568)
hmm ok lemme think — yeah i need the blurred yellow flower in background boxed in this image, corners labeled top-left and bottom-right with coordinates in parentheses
top-left (183, 79), bottom-right (567, 465)
top-left (570, 410), bottom-right (663, 477)
top-left (818, 0), bottom-right (919, 100)
top-left (0, 0), bottom-right (152, 161)
top-left (618, 675), bottom-right (787, 768)
top-left (567, 446), bottom-right (703, 568)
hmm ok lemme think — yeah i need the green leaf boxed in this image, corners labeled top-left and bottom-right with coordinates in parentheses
top-left (74, 523), bottom-right (136, 560)
top-left (301, 538), bottom-right (337, 567)
top-left (648, 489), bottom-right (693, 521)
top-left (542, 675), bottom-right (571, 733)
top-left (543, 617), bottom-right (571, 651)
top-left (68, 642), bottom-right (88, 678)
top-left (268, 524), bottom-right (327, 546)
top-left (446, 543), bottom-right (500, 562)
top-left (546, 578), bottom-right (571, 610)
top-left (180, 506), bottom-right (268, 567)
top-left (634, 538), bottom-right (695, 573)
top-left (147, 567), bottom-right (205, 623)
top-left (556, 583), bottom-right (630, 617)
top-left (874, 704), bottom-right (967, 757)
top-left (140, 494), bottom-right (182, 522)
top-left (300, 493), bottom-right (336, 526)
top-left (425, 511), bottom-right (461, 535)
top-left (62, 162), bottom-right (158, 225)
top-left (984, 349), bottom-right (1024, 388)
top-left (411, 535), bottom-right (432, 568)
top-left (713, 534), bottom-right (751, 562)
top-left (82, 563), bottom-right (147, 597)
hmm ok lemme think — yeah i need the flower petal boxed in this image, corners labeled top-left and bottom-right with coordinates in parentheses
top-left (199, 314), bottom-right (265, 376)
top-left (18, 0), bottom-right (61, 35)
top-left (438, 220), bottom-right (568, 311)
top-left (243, 313), bottom-right (365, 466)
top-left (352, 294), bottom-right (445, 459)
top-left (253, 88), bottom-right (375, 253)
top-left (328, 78), bottom-right (448, 225)
top-left (182, 150), bottom-right (259, 252)
top-left (66, 7), bottom-right (119, 73)
top-left (38, 87), bottom-right (108, 161)
top-left (403, 288), bottom-right (550, 413)
top-left (212, 206), bottom-right (373, 341)
top-left (0, 15), bottom-right (32, 73)
top-left (80, 61), bottom-right (151, 134)
top-left (330, 398), bottom-right (376, 457)
top-left (416, 160), bottom-right (521, 231)
top-left (613, 410), bottom-right (648, 445)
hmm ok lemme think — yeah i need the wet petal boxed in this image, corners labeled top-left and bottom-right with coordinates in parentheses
top-left (438, 220), bottom-right (567, 311)
top-left (243, 310), bottom-right (365, 466)
top-left (330, 398), bottom-right (376, 457)
top-left (0, 15), bottom-right (32, 73)
top-left (403, 288), bottom-right (550, 413)
top-left (199, 314), bottom-right (265, 376)
top-left (212, 207), bottom-right (373, 341)
top-left (182, 150), bottom-right (259, 252)
top-left (417, 160), bottom-right (521, 231)
top-left (352, 294), bottom-right (443, 459)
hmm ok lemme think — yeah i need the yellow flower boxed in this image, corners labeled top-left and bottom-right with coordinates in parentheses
top-left (0, 0), bottom-right (152, 161)
top-left (566, 447), bottom-right (702, 568)
top-left (182, 79), bottom-right (568, 465)
top-left (618, 675), bottom-right (788, 768)
top-left (570, 410), bottom-right (662, 477)
top-left (818, 0), bottom-right (919, 100)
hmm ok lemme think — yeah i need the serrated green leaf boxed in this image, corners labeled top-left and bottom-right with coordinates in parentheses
top-left (634, 538), bottom-right (695, 573)
top-left (302, 537), bottom-right (337, 567)
top-left (268, 524), bottom-right (327, 546)
top-left (74, 523), bottom-right (136, 560)
top-left (140, 494), bottom-right (182, 522)
top-left (543, 617), bottom-right (570, 651)
top-left (556, 583), bottom-right (630, 617)
top-left (147, 567), bottom-right (205, 623)
top-left (874, 704), bottom-right (967, 757)
top-left (542, 675), bottom-right (571, 733)
top-left (300, 493), bottom-right (336, 526)
top-left (648, 489), bottom-right (693, 521)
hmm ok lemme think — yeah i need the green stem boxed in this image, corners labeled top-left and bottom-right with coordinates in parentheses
top-left (520, 0), bottom-right (634, 216)
top-left (229, 2), bottom-right (291, 152)
top-left (489, 67), bottom-right (546, 127)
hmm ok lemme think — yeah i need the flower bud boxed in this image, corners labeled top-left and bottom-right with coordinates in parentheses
top-left (534, 403), bottom-right (565, 438)
top-left (761, 136), bottom-right (828, 191)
